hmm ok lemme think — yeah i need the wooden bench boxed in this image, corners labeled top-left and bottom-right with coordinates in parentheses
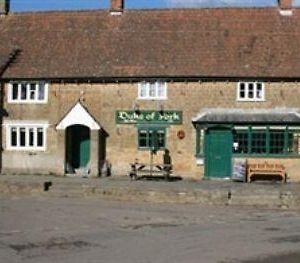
top-left (128, 162), bottom-right (172, 181)
top-left (247, 162), bottom-right (286, 183)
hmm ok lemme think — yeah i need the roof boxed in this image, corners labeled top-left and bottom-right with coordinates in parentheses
top-left (1, 8), bottom-right (300, 79)
top-left (192, 108), bottom-right (300, 124)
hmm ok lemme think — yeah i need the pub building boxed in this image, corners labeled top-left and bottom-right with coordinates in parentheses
top-left (1, 0), bottom-right (300, 181)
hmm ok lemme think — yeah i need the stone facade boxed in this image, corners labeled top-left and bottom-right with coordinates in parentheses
top-left (2, 80), bottom-right (300, 181)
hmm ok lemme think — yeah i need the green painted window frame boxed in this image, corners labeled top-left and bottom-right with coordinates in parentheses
top-left (233, 126), bottom-right (300, 157)
top-left (137, 126), bottom-right (166, 151)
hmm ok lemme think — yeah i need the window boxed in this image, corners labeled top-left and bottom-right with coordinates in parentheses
top-left (232, 127), bottom-right (300, 156)
top-left (8, 82), bottom-right (48, 103)
top-left (251, 131), bottom-right (267, 154)
top-left (138, 127), bottom-right (166, 150)
top-left (233, 131), bottom-right (249, 154)
top-left (138, 81), bottom-right (167, 100)
top-left (6, 124), bottom-right (47, 150)
top-left (237, 82), bottom-right (264, 101)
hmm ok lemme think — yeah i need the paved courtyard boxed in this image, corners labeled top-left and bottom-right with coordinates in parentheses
top-left (1, 196), bottom-right (300, 263)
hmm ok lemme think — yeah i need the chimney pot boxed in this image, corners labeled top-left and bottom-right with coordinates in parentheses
top-left (110, 0), bottom-right (124, 14)
top-left (0, 0), bottom-right (9, 15)
top-left (278, 0), bottom-right (292, 10)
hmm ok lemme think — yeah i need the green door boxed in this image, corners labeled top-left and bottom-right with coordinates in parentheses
top-left (66, 125), bottom-right (90, 171)
top-left (205, 129), bottom-right (232, 179)
top-left (79, 128), bottom-right (90, 167)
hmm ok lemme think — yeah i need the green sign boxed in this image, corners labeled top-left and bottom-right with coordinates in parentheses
top-left (116, 110), bottom-right (183, 125)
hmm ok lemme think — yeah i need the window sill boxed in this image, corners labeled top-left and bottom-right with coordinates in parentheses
top-left (6, 147), bottom-right (46, 151)
top-left (236, 99), bottom-right (266, 102)
top-left (137, 97), bottom-right (168, 101)
top-left (8, 100), bottom-right (48, 104)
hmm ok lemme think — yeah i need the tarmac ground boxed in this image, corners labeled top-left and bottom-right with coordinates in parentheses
top-left (1, 196), bottom-right (300, 263)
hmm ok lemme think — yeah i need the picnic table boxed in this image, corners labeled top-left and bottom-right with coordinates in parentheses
top-left (128, 162), bottom-right (172, 181)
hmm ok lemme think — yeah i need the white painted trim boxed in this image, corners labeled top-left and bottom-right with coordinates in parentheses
top-left (269, 126), bottom-right (286, 130)
top-left (56, 102), bottom-right (100, 130)
top-left (279, 10), bottom-right (293, 16)
top-left (3, 120), bottom-right (49, 126)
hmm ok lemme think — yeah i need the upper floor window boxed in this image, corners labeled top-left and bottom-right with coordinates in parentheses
top-left (138, 81), bottom-right (167, 100)
top-left (8, 82), bottom-right (48, 103)
top-left (237, 82), bottom-right (264, 101)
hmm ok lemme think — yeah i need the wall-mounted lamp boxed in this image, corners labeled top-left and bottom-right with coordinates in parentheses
top-left (158, 102), bottom-right (164, 114)
top-left (133, 102), bottom-right (140, 115)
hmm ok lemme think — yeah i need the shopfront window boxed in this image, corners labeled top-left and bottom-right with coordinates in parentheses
top-left (232, 126), bottom-right (300, 156)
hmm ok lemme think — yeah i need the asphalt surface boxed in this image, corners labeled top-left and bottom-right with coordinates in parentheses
top-left (1, 196), bottom-right (300, 263)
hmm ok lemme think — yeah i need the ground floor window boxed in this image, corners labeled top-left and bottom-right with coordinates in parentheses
top-left (138, 126), bottom-right (166, 151)
top-left (6, 123), bottom-right (47, 150)
top-left (233, 127), bottom-right (300, 156)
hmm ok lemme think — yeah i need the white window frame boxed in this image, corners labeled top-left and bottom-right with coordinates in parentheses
top-left (138, 81), bottom-right (167, 100)
top-left (5, 122), bottom-right (48, 151)
top-left (8, 82), bottom-right (49, 104)
top-left (237, 82), bottom-right (265, 101)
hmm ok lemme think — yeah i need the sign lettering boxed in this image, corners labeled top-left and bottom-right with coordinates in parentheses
top-left (116, 110), bottom-right (183, 125)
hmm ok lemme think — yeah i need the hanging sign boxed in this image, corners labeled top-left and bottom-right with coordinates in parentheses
top-left (116, 110), bottom-right (183, 125)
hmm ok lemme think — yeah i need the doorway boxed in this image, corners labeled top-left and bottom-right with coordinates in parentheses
top-left (65, 125), bottom-right (90, 174)
top-left (204, 128), bottom-right (232, 179)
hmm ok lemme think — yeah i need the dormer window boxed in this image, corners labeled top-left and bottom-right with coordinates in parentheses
top-left (8, 82), bottom-right (48, 103)
top-left (138, 81), bottom-right (167, 100)
top-left (237, 82), bottom-right (265, 101)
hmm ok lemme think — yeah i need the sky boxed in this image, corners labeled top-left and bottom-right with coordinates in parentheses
top-left (10, 0), bottom-right (300, 12)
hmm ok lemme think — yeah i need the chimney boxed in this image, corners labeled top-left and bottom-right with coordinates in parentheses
top-left (0, 0), bottom-right (10, 15)
top-left (110, 0), bottom-right (124, 15)
top-left (278, 0), bottom-right (293, 16)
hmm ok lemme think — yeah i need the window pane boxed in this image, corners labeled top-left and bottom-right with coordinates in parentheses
top-left (269, 131), bottom-right (284, 154)
top-left (138, 130), bottom-right (148, 148)
top-left (21, 83), bottom-right (27, 100)
top-left (38, 83), bottom-right (45, 100)
top-left (251, 131), bottom-right (266, 154)
top-left (12, 84), bottom-right (18, 100)
top-left (248, 83), bottom-right (254, 98)
top-left (37, 128), bottom-right (44, 147)
top-left (29, 128), bottom-right (34, 146)
top-left (149, 130), bottom-right (154, 148)
top-left (288, 132), bottom-right (300, 154)
top-left (140, 83), bottom-right (147, 98)
top-left (149, 83), bottom-right (156, 97)
top-left (256, 83), bottom-right (263, 99)
top-left (239, 83), bottom-right (245, 98)
top-left (20, 128), bottom-right (26, 146)
top-left (157, 130), bottom-right (165, 148)
top-left (29, 84), bottom-right (36, 100)
top-left (11, 127), bottom-right (17, 146)
top-left (233, 131), bottom-right (248, 154)
top-left (157, 82), bottom-right (165, 98)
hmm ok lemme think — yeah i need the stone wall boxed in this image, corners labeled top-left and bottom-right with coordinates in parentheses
top-left (2, 81), bottom-right (300, 180)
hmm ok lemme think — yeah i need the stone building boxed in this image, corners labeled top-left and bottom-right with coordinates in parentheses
top-left (1, 0), bottom-right (300, 180)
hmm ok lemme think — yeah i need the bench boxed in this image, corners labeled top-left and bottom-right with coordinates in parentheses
top-left (247, 162), bottom-right (286, 183)
top-left (128, 162), bottom-right (173, 181)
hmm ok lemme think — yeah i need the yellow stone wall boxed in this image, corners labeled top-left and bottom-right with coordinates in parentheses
top-left (2, 81), bottom-right (300, 180)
